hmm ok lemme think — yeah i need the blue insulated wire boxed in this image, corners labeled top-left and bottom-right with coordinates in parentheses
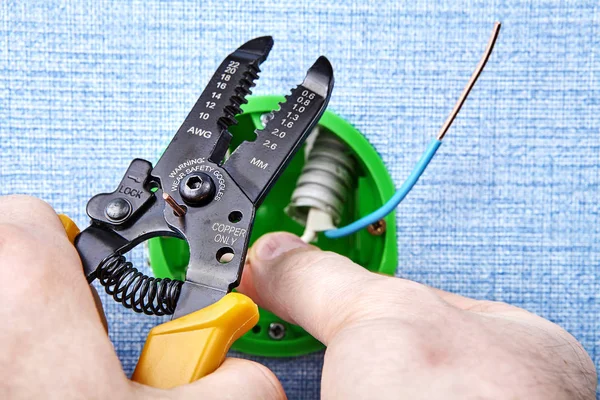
top-left (324, 139), bottom-right (442, 239)
top-left (323, 22), bottom-right (501, 239)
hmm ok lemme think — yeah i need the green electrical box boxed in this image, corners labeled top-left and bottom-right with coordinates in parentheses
top-left (148, 96), bottom-right (397, 357)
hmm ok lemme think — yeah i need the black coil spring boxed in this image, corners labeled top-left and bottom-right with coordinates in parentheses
top-left (97, 254), bottom-right (183, 316)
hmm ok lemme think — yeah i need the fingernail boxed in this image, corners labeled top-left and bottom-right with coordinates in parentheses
top-left (254, 233), bottom-right (309, 261)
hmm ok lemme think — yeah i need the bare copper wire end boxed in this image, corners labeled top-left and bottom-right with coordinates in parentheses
top-left (163, 192), bottom-right (187, 217)
top-left (437, 22), bottom-right (501, 141)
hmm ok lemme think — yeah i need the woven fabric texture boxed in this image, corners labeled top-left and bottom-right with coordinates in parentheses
top-left (1, 1), bottom-right (599, 398)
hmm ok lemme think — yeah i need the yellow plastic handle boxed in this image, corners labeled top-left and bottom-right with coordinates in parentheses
top-left (59, 214), bottom-right (80, 244)
top-left (58, 215), bottom-right (259, 389)
top-left (132, 292), bottom-right (259, 388)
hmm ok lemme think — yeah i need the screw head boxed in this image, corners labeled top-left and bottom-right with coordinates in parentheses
top-left (178, 172), bottom-right (216, 206)
top-left (268, 322), bottom-right (286, 340)
top-left (105, 198), bottom-right (131, 222)
top-left (367, 219), bottom-right (386, 236)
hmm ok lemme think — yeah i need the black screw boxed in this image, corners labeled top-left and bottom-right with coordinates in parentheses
top-left (178, 172), bottom-right (216, 206)
top-left (105, 198), bottom-right (131, 221)
top-left (268, 322), bottom-right (286, 340)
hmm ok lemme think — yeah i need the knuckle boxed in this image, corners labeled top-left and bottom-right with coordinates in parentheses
top-left (362, 277), bottom-right (436, 307)
top-left (1, 195), bottom-right (55, 217)
top-left (279, 250), bottom-right (347, 289)
top-left (0, 222), bottom-right (38, 258)
top-left (291, 251), bottom-right (344, 274)
top-left (348, 277), bottom-right (448, 323)
top-left (378, 278), bottom-right (432, 299)
top-left (0, 195), bottom-right (63, 237)
top-left (0, 223), bottom-right (55, 298)
top-left (465, 299), bottom-right (515, 314)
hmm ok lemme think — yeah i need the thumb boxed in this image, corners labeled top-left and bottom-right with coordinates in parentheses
top-left (165, 358), bottom-right (286, 399)
top-left (238, 232), bottom-right (380, 345)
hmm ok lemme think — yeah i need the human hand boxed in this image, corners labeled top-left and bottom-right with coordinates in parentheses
top-left (239, 232), bottom-right (597, 399)
top-left (1, 195), bottom-right (595, 399)
top-left (0, 195), bottom-right (285, 400)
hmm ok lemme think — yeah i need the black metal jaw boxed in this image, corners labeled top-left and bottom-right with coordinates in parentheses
top-left (74, 36), bottom-right (334, 319)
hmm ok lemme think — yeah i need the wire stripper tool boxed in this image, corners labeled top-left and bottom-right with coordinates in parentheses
top-left (59, 36), bottom-right (334, 388)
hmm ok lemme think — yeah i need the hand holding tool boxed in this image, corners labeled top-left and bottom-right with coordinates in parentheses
top-left (61, 36), bottom-right (334, 388)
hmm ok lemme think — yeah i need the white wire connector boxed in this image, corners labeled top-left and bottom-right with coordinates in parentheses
top-left (300, 208), bottom-right (337, 243)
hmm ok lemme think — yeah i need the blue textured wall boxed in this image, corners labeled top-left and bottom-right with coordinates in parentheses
top-left (1, 1), bottom-right (599, 398)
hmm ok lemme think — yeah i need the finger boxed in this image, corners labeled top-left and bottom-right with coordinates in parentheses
top-left (0, 195), bottom-right (108, 336)
top-left (0, 195), bottom-right (70, 241)
top-left (427, 286), bottom-right (481, 309)
top-left (0, 195), bottom-right (83, 283)
top-left (238, 232), bottom-right (384, 344)
top-left (90, 285), bottom-right (109, 332)
top-left (167, 358), bottom-right (286, 400)
top-left (427, 286), bottom-right (520, 314)
top-left (0, 196), bottom-right (124, 393)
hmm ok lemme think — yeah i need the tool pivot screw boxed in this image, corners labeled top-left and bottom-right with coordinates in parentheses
top-left (179, 172), bottom-right (216, 206)
top-left (105, 198), bottom-right (132, 222)
top-left (268, 322), bottom-right (286, 340)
